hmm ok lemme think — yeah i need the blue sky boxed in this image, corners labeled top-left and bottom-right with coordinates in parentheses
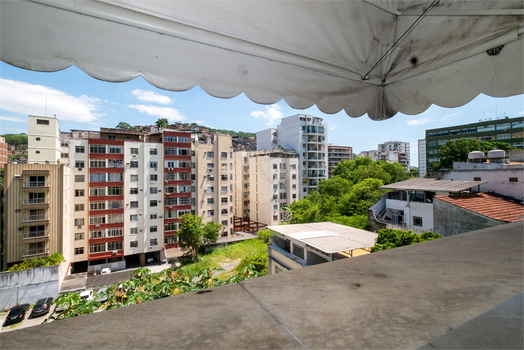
top-left (1, 61), bottom-right (523, 167)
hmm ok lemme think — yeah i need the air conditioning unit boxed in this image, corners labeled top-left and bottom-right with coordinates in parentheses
top-left (96, 224), bottom-right (100, 228)
top-left (77, 225), bottom-right (82, 229)
top-left (77, 168), bottom-right (82, 171)
top-left (158, 190), bottom-right (162, 192)
top-left (166, 193), bottom-right (170, 196)
top-left (159, 215), bottom-right (163, 218)
top-left (14, 175), bottom-right (22, 179)
top-left (112, 251), bottom-right (117, 255)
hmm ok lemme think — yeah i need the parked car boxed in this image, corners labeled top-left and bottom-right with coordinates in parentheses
top-left (147, 258), bottom-right (154, 263)
top-left (30, 297), bottom-right (54, 318)
top-left (95, 287), bottom-right (109, 303)
top-left (4, 304), bottom-right (30, 326)
top-left (87, 270), bottom-right (97, 277)
top-left (100, 268), bottom-right (111, 275)
top-left (79, 289), bottom-right (94, 301)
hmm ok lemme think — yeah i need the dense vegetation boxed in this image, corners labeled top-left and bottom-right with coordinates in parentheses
top-left (45, 236), bottom-right (268, 323)
top-left (430, 138), bottom-right (517, 170)
top-left (285, 157), bottom-right (408, 229)
top-left (1, 133), bottom-right (28, 146)
top-left (178, 214), bottom-right (222, 259)
top-left (6, 253), bottom-right (65, 271)
top-left (371, 229), bottom-right (442, 252)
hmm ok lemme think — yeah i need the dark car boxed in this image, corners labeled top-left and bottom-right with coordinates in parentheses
top-left (3, 304), bottom-right (29, 326)
top-left (30, 297), bottom-right (54, 318)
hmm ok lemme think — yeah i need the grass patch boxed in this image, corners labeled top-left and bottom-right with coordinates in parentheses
top-left (181, 239), bottom-right (267, 275)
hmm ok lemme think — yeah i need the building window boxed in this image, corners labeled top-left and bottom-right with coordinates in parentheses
top-left (36, 119), bottom-right (49, 125)
top-left (207, 210), bottom-right (214, 217)
top-left (293, 194), bottom-right (297, 199)
top-left (89, 145), bottom-right (106, 153)
top-left (221, 186), bottom-right (227, 192)
top-left (150, 225), bottom-right (158, 233)
top-left (109, 146), bottom-right (123, 154)
top-left (75, 233), bottom-right (84, 241)
top-left (130, 148), bottom-right (139, 154)
top-left (413, 217), bottom-right (423, 227)
top-left (207, 174), bottom-right (214, 181)
top-left (207, 198), bottom-right (214, 204)
top-left (273, 215), bottom-right (278, 221)
top-left (221, 152), bottom-right (227, 158)
top-left (474, 177), bottom-right (481, 181)
top-left (75, 204), bottom-right (84, 212)
top-left (61, 153), bottom-right (69, 158)
top-left (208, 152), bottom-right (214, 158)
top-left (75, 161), bottom-right (85, 168)
top-left (207, 187), bottom-right (214, 193)
top-left (150, 238), bottom-right (158, 246)
top-left (107, 187), bottom-right (123, 195)
top-left (130, 174), bottom-right (138, 181)
top-left (74, 145), bottom-right (84, 153)
top-left (130, 201), bottom-right (139, 208)
top-left (221, 209), bottom-right (228, 215)
top-left (75, 175), bottom-right (85, 183)
top-left (150, 148), bottom-right (158, 155)
top-left (207, 163), bottom-right (214, 169)
top-left (509, 177), bottom-right (518, 182)
top-left (150, 213), bottom-right (157, 219)
top-left (150, 161), bottom-right (158, 168)
top-left (221, 197), bottom-right (227, 204)
top-left (130, 161), bottom-right (139, 168)
top-left (165, 236), bottom-right (178, 244)
top-left (90, 202), bottom-right (105, 210)
top-left (107, 228), bottom-right (123, 237)
top-left (221, 163), bottom-right (227, 170)
top-left (292, 174), bottom-right (297, 180)
top-left (107, 241), bottom-right (123, 251)
top-left (74, 247), bottom-right (84, 255)
top-left (74, 218), bottom-right (84, 227)
top-left (130, 188), bottom-right (138, 194)
top-left (130, 215), bottom-right (138, 221)
top-left (130, 241), bottom-right (138, 248)
top-left (150, 187), bottom-right (158, 194)
top-left (90, 160), bottom-right (106, 168)
top-left (130, 228), bottom-right (138, 234)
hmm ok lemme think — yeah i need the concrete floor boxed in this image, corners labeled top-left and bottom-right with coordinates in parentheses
top-left (1, 221), bottom-right (522, 349)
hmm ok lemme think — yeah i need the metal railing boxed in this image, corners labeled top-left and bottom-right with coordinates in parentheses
top-left (22, 231), bottom-right (49, 239)
top-left (22, 214), bottom-right (49, 222)
top-left (23, 181), bottom-right (49, 187)
top-left (22, 247), bottom-right (49, 257)
top-left (23, 198), bottom-right (49, 205)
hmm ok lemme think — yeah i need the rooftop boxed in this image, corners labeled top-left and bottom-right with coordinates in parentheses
top-left (2, 222), bottom-right (522, 349)
top-left (380, 178), bottom-right (488, 192)
top-left (267, 222), bottom-right (377, 254)
top-left (435, 193), bottom-right (524, 223)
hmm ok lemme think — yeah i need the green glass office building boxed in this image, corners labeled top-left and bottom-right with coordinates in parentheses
top-left (424, 116), bottom-right (524, 171)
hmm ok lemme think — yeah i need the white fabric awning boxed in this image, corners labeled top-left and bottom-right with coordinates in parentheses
top-left (1, 0), bottom-right (522, 120)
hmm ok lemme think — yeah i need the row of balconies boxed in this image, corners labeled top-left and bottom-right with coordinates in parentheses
top-left (22, 181), bottom-right (50, 189)
top-left (22, 247), bottom-right (49, 257)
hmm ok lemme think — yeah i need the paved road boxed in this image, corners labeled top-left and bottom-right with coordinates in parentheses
top-left (0, 305), bottom-right (56, 334)
top-left (85, 270), bottom-right (133, 289)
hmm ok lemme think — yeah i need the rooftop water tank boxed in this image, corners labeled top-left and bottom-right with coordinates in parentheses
top-left (487, 149), bottom-right (505, 159)
top-left (468, 151), bottom-right (484, 163)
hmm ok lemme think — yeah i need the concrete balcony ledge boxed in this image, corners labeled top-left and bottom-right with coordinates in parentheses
top-left (2, 222), bottom-right (522, 349)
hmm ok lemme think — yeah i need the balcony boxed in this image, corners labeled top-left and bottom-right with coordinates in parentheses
top-left (22, 181), bottom-right (49, 190)
top-left (22, 198), bottom-right (50, 207)
top-left (22, 247), bottom-right (49, 257)
top-left (22, 214), bottom-right (49, 224)
top-left (22, 230), bottom-right (50, 240)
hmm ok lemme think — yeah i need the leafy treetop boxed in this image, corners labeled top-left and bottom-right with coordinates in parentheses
top-left (1, 133), bottom-right (28, 146)
top-left (371, 229), bottom-right (443, 252)
top-left (178, 214), bottom-right (222, 259)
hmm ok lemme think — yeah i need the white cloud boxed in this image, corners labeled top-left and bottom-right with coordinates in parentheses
top-left (441, 112), bottom-right (460, 121)
top-left (251, 104), bottom-right (283, 126)
top-left (131, 89), bottom-right (172, 105)
top-left (0, 127), bottom-right (27, 133)
top-left (330, 125), bottom-right (338, 131)
top-left (0, 115), bottom-right (26, 123)
top-left (127, 104), bottom-right (186, 122)
top-left (0, 79), bottom-right (101, 123)
top-left (518, 111), bottom-right (524, 115)
top-left (406, 117), bottom-right (431, 126)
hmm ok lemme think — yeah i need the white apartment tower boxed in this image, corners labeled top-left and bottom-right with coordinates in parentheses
top-left (418, 139), bottom-right (427, 177)
top-left (234, 149), bottom-right (300, 226)
top-left (377, 141), bottom-right (410, 170)
top-left (257, 114), bottom-right (328, 198)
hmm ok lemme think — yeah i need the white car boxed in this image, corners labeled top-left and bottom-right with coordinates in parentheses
top-left (79, 289), bottom-right (94, 301)
top-left (100, 268), bottom-right (111, 275)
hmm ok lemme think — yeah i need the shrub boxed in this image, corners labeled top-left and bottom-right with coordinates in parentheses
top-left (236, 252), bottom-right (268, 275)
top-left (7, 253), bottom-right (65, 271)
top-left (257, 229), bottom-right (270, 244)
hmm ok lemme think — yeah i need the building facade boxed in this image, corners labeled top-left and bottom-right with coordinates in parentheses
top-left (0, 136), bottom-right (7, 168)
top-left (377, 141), bottom-right (410, 170)
top-left (418, 139), bottom-right (427, 177)
top-left (328, 145), bottom-right (352, 177)
top-left (234, 149), bottom-right (299, 226)
top-left (257, 114), bottom-right (328, 198)
top-left (424, 116), bottom-right (524, 171)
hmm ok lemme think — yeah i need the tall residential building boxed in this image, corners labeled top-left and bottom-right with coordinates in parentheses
top-left (328, 145), bottom-right (352, 177)
top-left (424, 116), bottom-right (524, 171)
top-left (27, 115), bottom-right (61, 164)
top-left (418, 139), bottom-right (427, 176)
top-left (191, 134), bottom-right (234, 238)
top-left (359, 141), bottom-right (410, 170)
top-left (257, 114), bottom-right (328, 198)
top-left (0, 136), bottom-right (7, 168)
top-left (234, 149), bottom-right (299, 226)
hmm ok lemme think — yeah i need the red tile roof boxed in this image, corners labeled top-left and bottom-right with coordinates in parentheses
top-left (435, 193), bottom-right (524, 223)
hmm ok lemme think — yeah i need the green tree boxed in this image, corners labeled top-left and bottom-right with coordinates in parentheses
top-left (325, 214), bottom-right (369, 230)
top-left (431, 138), bottom-right (517, 170)
top-left (338, 178), bottom-right (385, 216)
top-left (155, 118), bottom-right (169, 128)
top-left (318, 176), bottom-right (353, 198)
top-left (178, 214), bottom-right (221, 258)
top-left (371, 228), bottom-right (443, 252)
top-left (1, 133), bottom-right (28, 146)
top-left (115, 122), bottom-right (132, 129)
top-left (286, 198), bottom-right (322, 224)
top-left (333, 157), bottom-right (408, 185)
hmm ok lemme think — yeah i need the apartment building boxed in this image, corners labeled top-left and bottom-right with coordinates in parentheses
top-left (27, 115), bottom-right (61, 164)
top-left (191, 134), bottom-right (234, 238)
top-left (328, 145), bottom-right (352, 177)
top-left (257, 114), bottom-right (328, 198)
top-left (0, 136), bottom-right (7, 168)
top-left (234, 149), bottom-right (300, 226)
top-left (418, 139), bottom-right (427, 177)
top-left (2, 162), bottom-right (72, 270)
top-left (359, 141), bottom-right (410, 170)
top-left (424, 116), bottom-right (524, 171)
